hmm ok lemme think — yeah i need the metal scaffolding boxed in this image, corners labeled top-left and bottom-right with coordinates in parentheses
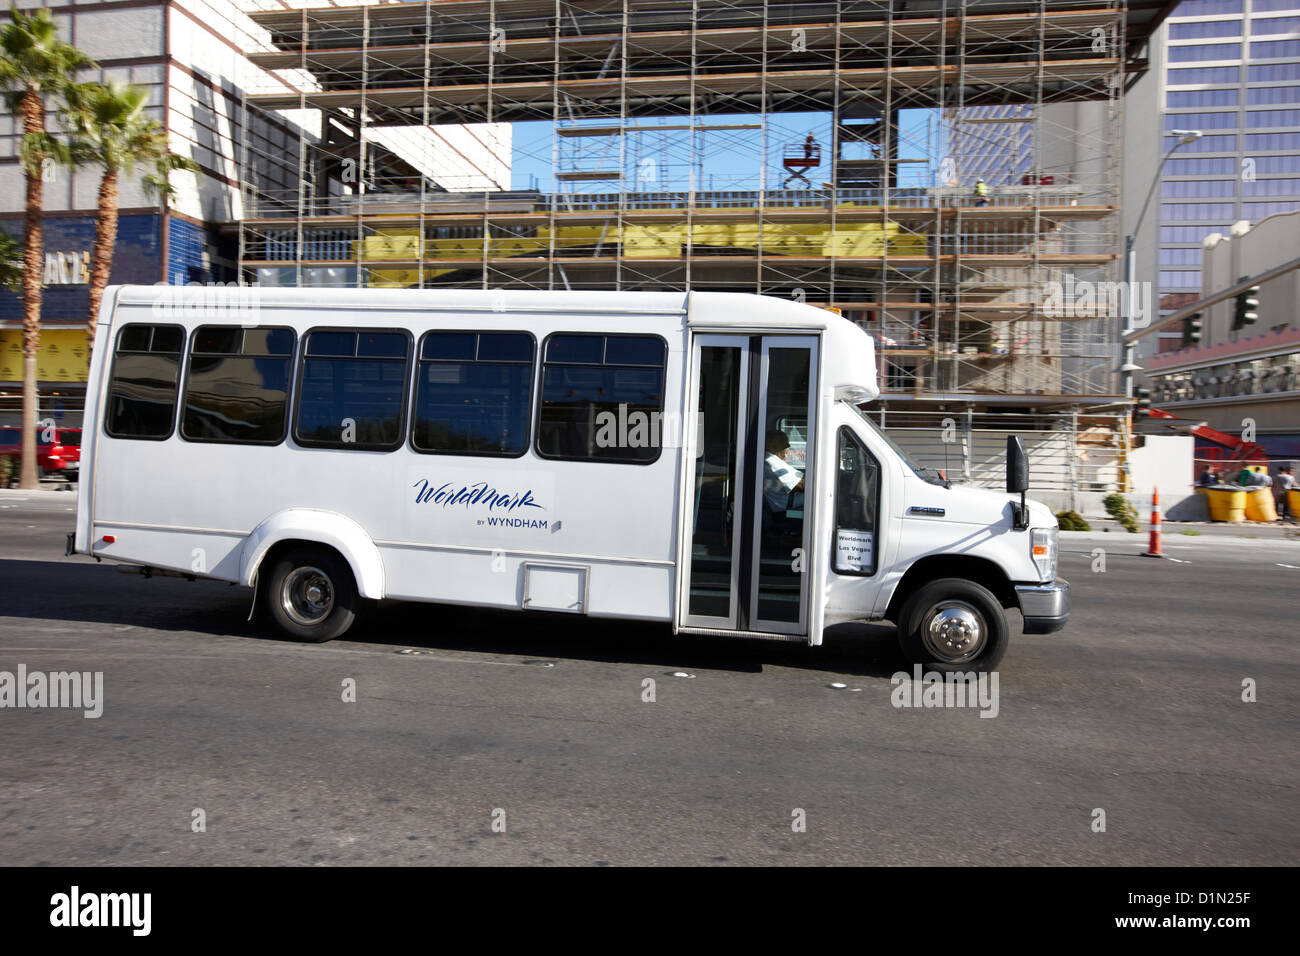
top-left (233, 0), bottom-right (1163, 413)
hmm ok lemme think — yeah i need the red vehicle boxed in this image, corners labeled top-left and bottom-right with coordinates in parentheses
top-left (0, 426), bottom-right (82, 480)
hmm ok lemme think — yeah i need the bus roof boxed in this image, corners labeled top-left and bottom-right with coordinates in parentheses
top-left (108, 285), bottom-right (833, 330)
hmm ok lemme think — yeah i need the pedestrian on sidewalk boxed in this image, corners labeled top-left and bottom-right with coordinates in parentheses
top-left (1273, 465), bottom-right (1295, 520)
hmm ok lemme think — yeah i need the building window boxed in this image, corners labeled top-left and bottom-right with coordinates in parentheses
top-left (1160, 202), bottom-right (1237, 220)
top-left (1161, 224), bottom-right (1231, 243)
top-left (294, 330), bottom-right (412, 450)
top-left (1164, 112), bottom-right (1240, 130)
top-left (1243, 200), bottom-right (1300, 215)
top-left (1253, 0), bottom-right (1300, 12)
top-left (181, 327), bottom-right (296, 445)
top-left (1247, 62), bottom-right (1300, 81)
top-left (1169, 133), bottom-right (1239, 152)
top-left (1168, 66), bottom-right (1241, 84)
top-left (1170, 0), bottom-right (1241, 12)
top-left (1166, 157), bottom-right (1236, 175)
top-left (1246, 87), bottom-right (1300, 106)
top-left (1170, 21), bottom-right (1241, 39)
top-left (1167, 89), bottom-right (1239, 108)
top-left (1242, 177), bottom-right (1300, 195)
top-left (536, 333), bottom-right (667, 464)
top-left (1162, 179), bottom-right (1237, 197)
top-left (1168, 43), bottom-right (1242, 62)
top-left (1245, 131), bottom-right (1300, 150)
top-left (1245, 109), bottom-right (1300, 127)
top-left (1251, 154), bottom-right (1300, 172)
top-left (1250, 39), bottom-right (1300, 58)
top-left (104, 324), bottom-right (184, 440)
top-left (1158, 271), bottom-right (1202, 287)
top-left (411, 331), bottom-right (535, 457)
top-left (1159, 248), bottom-right (1203, 266)
top-left (1251, 16), bottom-right (1300, 35)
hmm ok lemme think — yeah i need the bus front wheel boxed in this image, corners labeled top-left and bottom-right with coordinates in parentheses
top-left (897, 578), bottom-right (1008, 673)
top-left (264, 547), bottom-right (358, 642)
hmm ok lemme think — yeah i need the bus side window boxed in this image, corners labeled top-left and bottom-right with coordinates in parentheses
top-left (104, 324), bottom-right (185, 440)
top-left (181, 326), bottom-right (296, 445)
top-left (536, 333), bottom-right (667, 464)
top-left (833, 427), bottom-right (880, 576)
top-left (412, 331), bottom-right (535, 457)
top-left (294, 329), bottom-right (412, 450)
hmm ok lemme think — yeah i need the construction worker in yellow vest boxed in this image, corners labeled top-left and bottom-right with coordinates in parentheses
top-left (973, 178), bottom-right (989, 206)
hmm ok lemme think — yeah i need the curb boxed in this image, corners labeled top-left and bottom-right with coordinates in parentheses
top-left (1060, 530), bottom-right (1300, 550)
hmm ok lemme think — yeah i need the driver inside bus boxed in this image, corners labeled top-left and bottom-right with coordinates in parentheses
top-left (763, 428), bottom-right (805, 516)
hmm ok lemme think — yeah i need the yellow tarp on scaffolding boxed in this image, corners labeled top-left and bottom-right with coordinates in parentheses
top-left (354, 220), bottom-right (926, 284)
top-left (0, 329), bottom-right (89, 383)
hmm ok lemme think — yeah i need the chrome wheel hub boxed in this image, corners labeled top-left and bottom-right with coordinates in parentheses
top-left (922, 600), bottom-right (986, 663)
top-left (282, 566), bottom-right (334, 626)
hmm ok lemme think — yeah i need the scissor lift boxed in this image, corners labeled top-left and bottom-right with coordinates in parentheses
top-left (782, 141), bottom-right (821, 187)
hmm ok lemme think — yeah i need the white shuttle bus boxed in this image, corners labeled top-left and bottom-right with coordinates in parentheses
top-left (70, 285), bottom-right (1068, 672)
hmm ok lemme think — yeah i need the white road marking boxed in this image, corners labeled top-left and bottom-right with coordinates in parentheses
top-left (0, 647), bottom-right (92, 652)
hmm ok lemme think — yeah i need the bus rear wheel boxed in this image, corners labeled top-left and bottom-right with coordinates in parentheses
top-left (897, 578), bottom-right (1008, 673)
top-left (264, 547), bottom-right (358, 642)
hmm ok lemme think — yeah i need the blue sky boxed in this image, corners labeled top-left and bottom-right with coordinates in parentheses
top-left (507, 109), bottom-right (940, 193)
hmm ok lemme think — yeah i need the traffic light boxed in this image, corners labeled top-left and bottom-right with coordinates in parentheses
top-left (1233, 282), bottom-right (1260, 330)
top-left (1181, 311), bottom-right (1203, 347)
top-left (1135, 386), bottom-right (1152, 418)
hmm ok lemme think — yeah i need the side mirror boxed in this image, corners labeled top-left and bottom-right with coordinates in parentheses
top-left (1006, 435), bottom-right (1029, 493)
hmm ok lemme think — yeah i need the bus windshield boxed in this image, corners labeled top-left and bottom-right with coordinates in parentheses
top-left (848, 403), bottom-right (947, 485)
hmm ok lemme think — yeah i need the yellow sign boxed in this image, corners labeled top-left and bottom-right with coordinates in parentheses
top-left (0, 329), bottom-right (90, 383)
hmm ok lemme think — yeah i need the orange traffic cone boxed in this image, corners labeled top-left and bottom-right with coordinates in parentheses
top-left (1142, 486), bottom-right (1164, 558)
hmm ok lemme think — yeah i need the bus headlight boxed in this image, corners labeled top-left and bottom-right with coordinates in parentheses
top-left (1031, 527), bottom-right (1058, 581)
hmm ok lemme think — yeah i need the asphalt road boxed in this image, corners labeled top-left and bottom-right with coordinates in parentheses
top-left (1, 493), bottom-right (1296, 865)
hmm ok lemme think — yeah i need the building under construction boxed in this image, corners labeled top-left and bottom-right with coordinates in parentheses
top-left (233, 0), bottom-right (1173, 495)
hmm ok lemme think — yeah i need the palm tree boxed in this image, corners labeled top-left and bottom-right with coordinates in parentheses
top-left (0, 5), bottom-right (92, 489)
top-left (0, 228), bottom-right (20, 292)
top-left (62, 80), bottom-right (198, 355)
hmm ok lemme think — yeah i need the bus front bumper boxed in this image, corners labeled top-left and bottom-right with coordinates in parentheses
top-left (1016, 579), bottom-right (1070, 634)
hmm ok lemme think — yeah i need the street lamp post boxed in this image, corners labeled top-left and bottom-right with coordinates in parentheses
top-left (1121, 129), bottom-right (1202, 399)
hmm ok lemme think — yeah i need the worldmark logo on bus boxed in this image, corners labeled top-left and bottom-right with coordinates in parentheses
top-left (412, 478), bottom-right (550, 530)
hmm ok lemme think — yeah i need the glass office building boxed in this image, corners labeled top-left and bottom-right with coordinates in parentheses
top-left (1152, 0), bottom-right (1300, 349)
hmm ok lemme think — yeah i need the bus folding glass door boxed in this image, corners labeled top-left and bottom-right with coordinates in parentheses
top-left (681, 334), bottom-right (818, 636)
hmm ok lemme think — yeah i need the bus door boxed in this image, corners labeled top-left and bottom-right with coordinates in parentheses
top-left (678, 334), bottom-right (819, 636)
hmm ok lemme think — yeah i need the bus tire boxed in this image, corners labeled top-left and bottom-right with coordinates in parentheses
top-left (264, 547), bottom-right (358, 642)
top-left (897, 578), bottom-right (1008, 673)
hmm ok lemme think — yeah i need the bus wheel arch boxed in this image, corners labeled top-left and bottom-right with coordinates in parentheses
top-left (241, 510), bottom-right (385, 601)
top-left (884, 554), bottom-right (1018, 623)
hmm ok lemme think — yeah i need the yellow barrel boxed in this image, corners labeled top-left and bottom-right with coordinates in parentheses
top-left (1245, 487), bottom-right (1277, 522)
top-left (1205, 487), bottom-right (1247, 522)
top-left (1289, 488), bottom-right (1300, 518)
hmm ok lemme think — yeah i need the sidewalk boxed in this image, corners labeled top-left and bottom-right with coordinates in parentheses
top-left (1073, 516), bottom-right (1300, 539)
top-left (1061, 522), bottom-right (1300, 551)
top-left (0, 486), bottom-right (78, 499)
